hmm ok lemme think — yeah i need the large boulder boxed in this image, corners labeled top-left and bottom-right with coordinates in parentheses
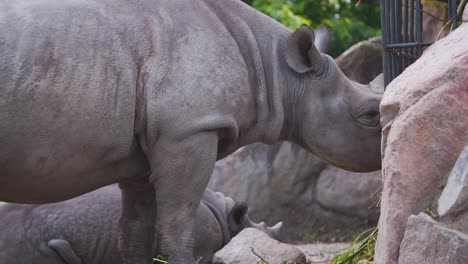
top-left (316, 167), bottom-right (381, 221)
top-left (335, 36), bottom-right (382, 84)
top-left (398, 213), bottom-right (468, 264)
top-left (438, 146), bottom-right (468, 219)
top-left (212, 228), bottom-right (307, 264)
top-left (437, 146), bottom-right (468, 236)
top-left (398, 147), bottom-right (468, 264)
top-left (209, 142), bottom-right (325, 241)
top-left (376, 22), bottom-right (468, 263)
top-left (208, 36), bottom-right (383, 241)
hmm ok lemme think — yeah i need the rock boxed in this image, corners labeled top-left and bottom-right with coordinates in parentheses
top-left (398, 213), bottom-right (468, 264)
top-left (316, 167), bottom-right (381, 221)
top-left (438, 146), bottom-right (468, 234)
top-left (376, 23), bottom-right (468, 264)
top-left (209, 142), bottom-right (329, 241)
top-left (438, 146), bottom-right (468, 218)
top-left (210, 142), bottom-right (324, 214)
top-left (209, 141), bottom-right (380, 241)
top-left (335, 37), bottom-right (382, 84)
top-left (212, 228), bottom-right (307, 264)
top-left (444, 212), bottom-right (468, 240)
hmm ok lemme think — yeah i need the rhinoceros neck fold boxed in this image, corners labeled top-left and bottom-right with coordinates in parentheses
top-left (202, 200), bottom-right (231, 246)
top-left (202, 0), bottom-right (291, 144)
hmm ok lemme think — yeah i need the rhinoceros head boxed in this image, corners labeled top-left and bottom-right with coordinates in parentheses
top-left (284, 25), bottom-right (383, 172)
top-left (227, 202), bottom-right (283, 240)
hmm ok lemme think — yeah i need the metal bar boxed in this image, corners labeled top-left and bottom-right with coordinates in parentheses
top-left (403, 0), bottom-right (409, 69)
top-left (388, 0), bottom-right (392, 81)
top-left (415, 0), bottom-right (422, 57)
top-left (410, 0), bottom-right (415, 61)
top-left (385, 0), bottom-right (391, 82)
top-left (390, 0), bottom-right (396, 80)
top-left (448, 0), bottom-right (453, 31)
top-left (385, 41), bottom-right (433, 48)
top-left (392, 50), bottom-right (419, 61)
top-left (385, 0), bottom-right (392, 85)
top-left (379, 0), bottom-right (441, 87)
top-left (450, 0), bottom-right (457, 30)
top-left (380, 0), bottom-right (389, 87)
top-left (396, 0), bottom-right (402, 77)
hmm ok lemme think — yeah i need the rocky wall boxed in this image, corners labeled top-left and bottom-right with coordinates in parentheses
top-left (376, 19), bottom-right (468, 263)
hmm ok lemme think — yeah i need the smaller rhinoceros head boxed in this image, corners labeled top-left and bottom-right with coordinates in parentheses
top-left (283, 25), bottom-right (383, 172)
top-left (227, 202), bottom-right (283, 240)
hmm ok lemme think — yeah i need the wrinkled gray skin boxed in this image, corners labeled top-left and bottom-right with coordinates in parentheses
top-left (0, 0), bottom-right (383, 262)
top-left (0, 186), bottom-right (282, 264)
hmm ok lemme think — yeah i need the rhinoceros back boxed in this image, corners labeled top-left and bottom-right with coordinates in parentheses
top-left (0, 0), bottom-right (160, 202)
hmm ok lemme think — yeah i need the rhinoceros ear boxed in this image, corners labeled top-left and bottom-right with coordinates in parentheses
top-left (314, 24), bottom-right (331, 53)
top-left (285, 24), bottom-right (324, 73)
top-left (227, 202), bottom-right (248, 234)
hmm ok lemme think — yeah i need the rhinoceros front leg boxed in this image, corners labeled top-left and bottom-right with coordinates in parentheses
top-left (118, 179), bottom-right (156, 264)
top-left (149, 131), bottom-right (219, 263)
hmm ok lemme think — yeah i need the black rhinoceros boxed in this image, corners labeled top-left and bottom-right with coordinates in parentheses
top-left (0, 0), bottom-right (383, 262)
top-left (0, 186), bottom-right (281, 264)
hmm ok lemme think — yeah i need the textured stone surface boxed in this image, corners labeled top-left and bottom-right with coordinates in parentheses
top-left (376, 23), bottom-right (468, 264)
top-left (209, 141), bottom-right (381, 241)
top-left (398, 213), bottom-right (468, 264)
top-left (212, 228), bottom-right (307, 264)
top-left (335, 37), bottom-right (382, 84)
top-left (438, 146), bottom-right (468, 217)
top-left (209, 142), bottom-right (326, 241)
top-left (316, 166), bottom-right (381, 221)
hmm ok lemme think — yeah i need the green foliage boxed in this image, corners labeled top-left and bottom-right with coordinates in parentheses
top-left (250, 0), bottom-right (312, 29)
top-left (244, 0), bottom-right (381, 57)
top-left (424, 207), bottom-right (439, 219)
top-left (153, 255), bottom-right (168, 263)
top-left (331, 227), bottom-right (378, 264)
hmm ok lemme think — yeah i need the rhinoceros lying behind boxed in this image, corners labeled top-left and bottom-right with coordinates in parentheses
top-left (0, 0), bottom-right (383, 262)
top-left (0, 186), bottom-right (282, 264)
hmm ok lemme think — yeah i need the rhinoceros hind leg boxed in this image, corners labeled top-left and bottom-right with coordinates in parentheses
top-left (47, 239), bottom-right (83, 264)
top-left (118, 180), bottom-right (156, 264)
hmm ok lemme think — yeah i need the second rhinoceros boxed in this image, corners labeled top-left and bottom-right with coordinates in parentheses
top-left (0, 0), bottom-right (383, 262)
top-left (0, 186), bottom-right (281, 264)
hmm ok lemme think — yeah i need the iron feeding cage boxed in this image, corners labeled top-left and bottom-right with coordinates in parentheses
top-left (379, 0), bottom-right (459, 87)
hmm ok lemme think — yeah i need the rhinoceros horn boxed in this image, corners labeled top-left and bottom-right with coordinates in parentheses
top-left (227, 202), bottom-right (284, 240)
top-left (266, 221), bottom-right (284, 240)
top-left (247, 220), bottom-right (284, 240)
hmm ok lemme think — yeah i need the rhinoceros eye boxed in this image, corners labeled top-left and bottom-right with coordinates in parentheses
top-left (359, 110), bottom-right (380, 126)
top-left (353, 100), bottom-right (380, 127)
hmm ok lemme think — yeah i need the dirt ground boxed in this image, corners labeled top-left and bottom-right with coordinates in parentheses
top-left (294, 243), bottom-right (349, 264)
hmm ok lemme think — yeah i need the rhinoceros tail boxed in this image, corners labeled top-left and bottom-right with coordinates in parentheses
top-left (48, 239), bottom-right (83, 264)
